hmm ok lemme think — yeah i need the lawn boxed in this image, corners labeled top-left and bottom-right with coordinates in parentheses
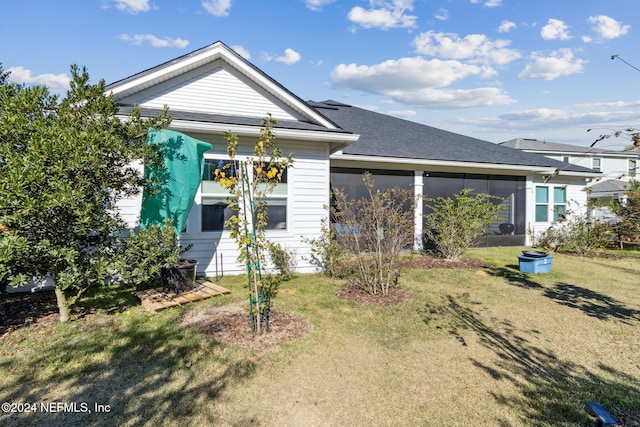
top-left (1, 247), bottom-right (639, 426)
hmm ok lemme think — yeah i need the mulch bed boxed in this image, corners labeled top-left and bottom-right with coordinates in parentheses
top-left (192, 309), bottom-right (313, 351)
top-left (334, 284), bottom-right (412, 307)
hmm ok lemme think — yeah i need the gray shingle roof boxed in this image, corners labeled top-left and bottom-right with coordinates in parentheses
top-left (310, 100), bottom-right (596, 173)
top-left (117, 105), bottom-right (351, 134)
top-left (589, 179), bottom-right (630, 194)
top-left (500, 138), bottom-right (624, 155)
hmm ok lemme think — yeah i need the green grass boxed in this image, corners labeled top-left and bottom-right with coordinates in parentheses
top-left (1, 247), bottom-right (639, 426)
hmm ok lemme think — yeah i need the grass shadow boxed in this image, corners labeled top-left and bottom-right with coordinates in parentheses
top-left (74, 282), bottom-right (142, 316)
top-left (543, 282), bottom-right (640, 323)
top-left (0, 313), bottom-right (256, 426)
top-left (486, 265), bottom-right (544, 289)
top-left (421, 294), bottom-right (640, 426)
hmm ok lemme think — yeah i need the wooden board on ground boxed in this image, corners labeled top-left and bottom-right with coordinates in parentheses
top-left (136, 280), bottom-right (231, 312)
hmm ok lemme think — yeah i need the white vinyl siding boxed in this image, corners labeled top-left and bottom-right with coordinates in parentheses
top-left (179, 137), bottom-right (330, 275)
top-left (118, 60), bottom-right (303, 122)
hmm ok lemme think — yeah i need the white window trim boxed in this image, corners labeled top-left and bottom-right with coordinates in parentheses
top-left (199, 155), bottom-right (290, 233)
top-left (535, 185), bottom-right (566, 223)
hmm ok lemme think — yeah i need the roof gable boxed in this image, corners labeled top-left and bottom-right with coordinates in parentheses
top-left (106, 41), bottom-right (337, 129)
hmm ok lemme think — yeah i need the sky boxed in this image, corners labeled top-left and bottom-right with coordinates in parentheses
top-left (2, 0), bottom-right (639, 148)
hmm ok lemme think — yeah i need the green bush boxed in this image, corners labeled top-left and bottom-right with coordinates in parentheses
top-left (266, 241), bottom-right (297, 280)
top-left (118, 222), bottom-right (190, 289)
top-left (302, 217), bottom-right (346, 278)
top-left (536, 215), bottom-right (610, 255)
top-left (423, 189), bottom-right (504, 260)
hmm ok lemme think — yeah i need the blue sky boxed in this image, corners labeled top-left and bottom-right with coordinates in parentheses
top-left (2, 0), bottom-right (639, 147)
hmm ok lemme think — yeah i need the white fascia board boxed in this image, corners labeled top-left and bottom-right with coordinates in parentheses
top-left (169, 119), bottom-right (359, 143)
top-left (330, 153), bottom-right (558, 174)
top-left (556, 170), bottom-right (602, 178)
top-left (108, 49), bottom-right (223, 99)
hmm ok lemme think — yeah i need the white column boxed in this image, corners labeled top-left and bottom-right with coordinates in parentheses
top-left (414, 171), bottom-right (424, 251)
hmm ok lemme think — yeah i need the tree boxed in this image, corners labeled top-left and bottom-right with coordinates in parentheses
top-left (589, 127), bottom-right (640, 152)
top-left (0, 64), bottom-right (170, 322)
top-left (611, 179), bottom-right (640, 243)
top-left (423, 189), bottom-right (504, 261)
top-left (332, 173), bottom-right (415, 295)
top-left (212, 115), bottom-right (293, 334)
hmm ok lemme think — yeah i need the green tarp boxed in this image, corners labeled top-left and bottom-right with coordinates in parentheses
top-left (140, 129), bottom-right (212, 235)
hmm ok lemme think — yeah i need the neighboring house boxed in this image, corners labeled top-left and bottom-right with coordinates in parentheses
top-left (501, 138), bottom-right (638, 194)
top-left (501, 138), bottom-right (639, 222)
top-left (108, 41), bottom-right (600, 275)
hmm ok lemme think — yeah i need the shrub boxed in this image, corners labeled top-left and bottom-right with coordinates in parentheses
top-left (423, 189), bottom-right (504, 260)
top-left (119, 222), bottom-right (191, 289)
top-left (611, 179), bottom-right (640, 243)
top-left (537, 214), bottom-right (610, 255)
top-left (302, 216), bottom-right (346, 278)
top-left (266, 241), bottom-right (297, 280)
top-left (332, 172), bottom-right (415, 295)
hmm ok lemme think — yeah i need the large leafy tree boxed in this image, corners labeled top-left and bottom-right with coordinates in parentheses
top-left (0, 64), bottom-right (170, 322)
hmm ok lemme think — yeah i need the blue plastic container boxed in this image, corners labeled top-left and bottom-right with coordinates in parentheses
top-left (517, 255), bottom-right (553, 274)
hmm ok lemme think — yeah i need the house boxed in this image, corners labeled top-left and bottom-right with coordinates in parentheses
top-left (501, 138), bottom-right (639, 221)
top-left (108, 41), bottom-right (600, 275)
top-left (108, 41), bottom-right (359, 276)
top-left (501, 138), bottom-right (638, 194)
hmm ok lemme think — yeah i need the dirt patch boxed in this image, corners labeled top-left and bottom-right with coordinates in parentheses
top-left (0, 290), bottom-right (59, 338)
top-left (190, 308), bottom-right (313, 351)
top-left (334, 284), bottom-right (412, 307)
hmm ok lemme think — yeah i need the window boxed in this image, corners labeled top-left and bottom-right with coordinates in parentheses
top-left (553, 187), bottom-right (566, 221)
top-left (629, 159), bottom-right (637, 177)
top-left (592, 157), bottom-right (601, 171)
top-left (200, 158), bottom-right (288, 232)
top-left (201, 159), bottom-right (237, 231)
top-left (535, 185), bottom-right (566, 222)
top-left (535, 186), bottom-right (548, 222)
top-left (562, 155), bottom-right (569, 163)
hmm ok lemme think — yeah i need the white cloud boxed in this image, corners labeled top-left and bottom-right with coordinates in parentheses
top-left (331, 56), bottom-right (515, 108)
top-left (276, 48), bottom-right (301, 65)
top-left (7, 66), bottom-right (70, 93)
top-left (202, 0), bottom-right (232, 17)
top-left (588, 15), bottom-right (630, 39)
top-left (263, 48), bottom-right (301, 65)
top-left (541, 18), bottom-right (572, 40)
top-left (303, 0), bottom-right (336, 11)
top-left (112, 0), bottom-right (150, 14)
top-left (470, 0), bottom-right (502, 7)
top-left (582, 35), bottom-right (593, 43)
top-left (231, 45), bottom-right (251, 60)
top-left (519, 48), bottom-right (585, 80)
top-left (332, 57), bottom-right (483, 91)
top-left (434, 8), bottom-right (448, 21)
top-left (413, 31), bottom-right (520, 65)
top-left (120, 34), bottom-right (189, 48)
top-left (498, 20), bottom-right (516, 33)
top-left (392, 87), bottom-right (514, 108)
top-left (348, 0), bottom-right (417, 30)
top-left (387, 109), bottom-right (416, 118)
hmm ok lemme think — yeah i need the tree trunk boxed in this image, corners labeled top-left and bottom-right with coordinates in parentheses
top-left (54, 286), bottom-right (71, 323)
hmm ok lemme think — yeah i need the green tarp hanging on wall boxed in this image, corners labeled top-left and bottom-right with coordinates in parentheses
top-left (140, 129), bottom-right (212, 235)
